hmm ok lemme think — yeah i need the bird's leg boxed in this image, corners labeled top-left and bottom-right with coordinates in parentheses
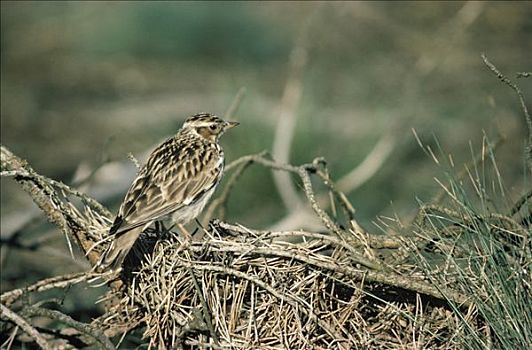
top-left (176, 223), bottom-right (192, 248)
top-left (161, 221), bottom-right (175, 237)
top-left (193, 218), bottom-right (207, 235)
top-left (156, 221), bottom-right (172, 233)
top-left (195, 218), bottom-right (205, 230)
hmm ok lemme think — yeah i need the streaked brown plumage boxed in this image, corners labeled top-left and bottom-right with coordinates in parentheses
top-left (98, 113), bottom-right (238, 271)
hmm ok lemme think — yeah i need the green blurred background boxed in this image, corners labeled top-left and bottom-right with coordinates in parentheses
top-left (1, 1), bottom-right (531, 297)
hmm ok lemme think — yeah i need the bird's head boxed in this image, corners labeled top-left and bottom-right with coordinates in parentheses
top-left (183, 113), bottom-right (239, 142)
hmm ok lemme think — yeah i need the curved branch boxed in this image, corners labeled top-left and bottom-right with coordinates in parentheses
top-left (23, 306), bottom-right (115, 350)
top-left (0, 304), bottom-right (51, 350)
top-left (336, 134), bottom-right (396, 194)
top-left (481, 53), bottom-right (532, 172)
top-left (271, 9), bottom-right (316, 213)
top-left (1, 145), bottom-right (103, 266)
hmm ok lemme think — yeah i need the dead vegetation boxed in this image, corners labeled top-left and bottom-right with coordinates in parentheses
top-left (1, 53), bottom-right (530, 347)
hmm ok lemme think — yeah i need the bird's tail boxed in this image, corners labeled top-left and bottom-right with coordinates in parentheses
top-left (97, 227), bottom-right (143, 272)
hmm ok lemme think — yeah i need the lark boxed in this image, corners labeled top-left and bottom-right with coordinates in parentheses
top-left (98, 113), bottom-right (238, 271)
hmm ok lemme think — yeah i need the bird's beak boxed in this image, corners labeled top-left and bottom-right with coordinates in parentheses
top-left (224, 121), bottom-right (240, 130)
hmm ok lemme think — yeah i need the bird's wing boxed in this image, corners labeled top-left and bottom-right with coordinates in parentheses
top-left (110, 137), bottom-right (223, 237)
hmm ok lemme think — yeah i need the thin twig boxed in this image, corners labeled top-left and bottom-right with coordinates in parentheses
top-left (217, 221), bottom-right (400, 250)
top-left (177, 258), bottom-right (349, 346)
top-left (187, 268), bottom-right (220, 344)
top-left (183, 239), bottom-right (471, 308)
top-left (509, 188), bottom-right (532, 217)
top-left (202, 151), bottom-right (267, 226)
top-left (298, 166), bottom-right (344, 238)
top-left (481, 53), bottom-right (532, 172)
top-left (226, 153), bottom-right (349, 237)
top-left (224, 87), bottom-right (247, 120)
top-left (215, 221), bottom-right (386, 270)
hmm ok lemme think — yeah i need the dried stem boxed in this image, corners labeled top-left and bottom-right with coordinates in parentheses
top-left (271, 7), bottom-right (315, 213)
top-left (202, 151), bottom-right (267, 226)
top-left (224, 87), bottom-right (247, 120)
top-left (481, 53), bottom-right (532, 172)
top-left (183, 234), bottom-right (471, 308)
top-left (176, 258), bottom-right (349, 346)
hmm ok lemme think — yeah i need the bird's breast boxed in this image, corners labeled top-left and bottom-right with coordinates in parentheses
top-left (171, 185), bottom-right (216, 225)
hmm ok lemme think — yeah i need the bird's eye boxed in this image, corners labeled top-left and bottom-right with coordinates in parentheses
top-left (209, 125), bottom-right (218, 131)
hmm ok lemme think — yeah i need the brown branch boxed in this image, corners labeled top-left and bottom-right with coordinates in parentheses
top-left (22, 306), bottom-right (116, 350)
top-left (297, 165), bottom-right (344, 238)
top-left (218, 220), bottom-right (400, 253)
top-left (0, 304), bottom-right (51, 350)
top-left (1, 145), bottom-right (104, 266)
top-left (213, 152), bottom-right (378, 245)
top-left (216, 221), bottom-right (383, 270)
top-left (224, 153), bottom-right (352, 237)
top-left (313, 161), bottom-right (356, 220)
top-left (1, 272), bottom-right (99, 306)
top-left (202, 151), bottom-right (267, 226)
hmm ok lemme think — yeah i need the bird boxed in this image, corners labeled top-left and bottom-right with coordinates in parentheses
top-left (98, 113), bottom-right (239, 271)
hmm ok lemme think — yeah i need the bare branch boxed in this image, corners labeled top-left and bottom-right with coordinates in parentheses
top-left (336, 134), bottom-right (396, 194)
top-left (1, 272), bottom-right (99, 306)
top-left (481, 53), bottom-right (532, 172)
top-left (201, 152), bottom-right (260, 226)
top-left (176, 257), bottom-right (349, 346)
top-left (223, 87), bottom-right (247, 120)
top-left (0, 304), bottom-right (51, 350)
top-left (510, 188), bottom-right (532, 217)
top-left (297, 166), bottom-right (343, 238)
top-left (216, 221), bottom-right (401, 251)
top-left (1, 145), bottom-right (106, 266)
top-left (271, 8), bottom-right (316, 213)
top-left (22, 306), bottom-right (116, 350)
